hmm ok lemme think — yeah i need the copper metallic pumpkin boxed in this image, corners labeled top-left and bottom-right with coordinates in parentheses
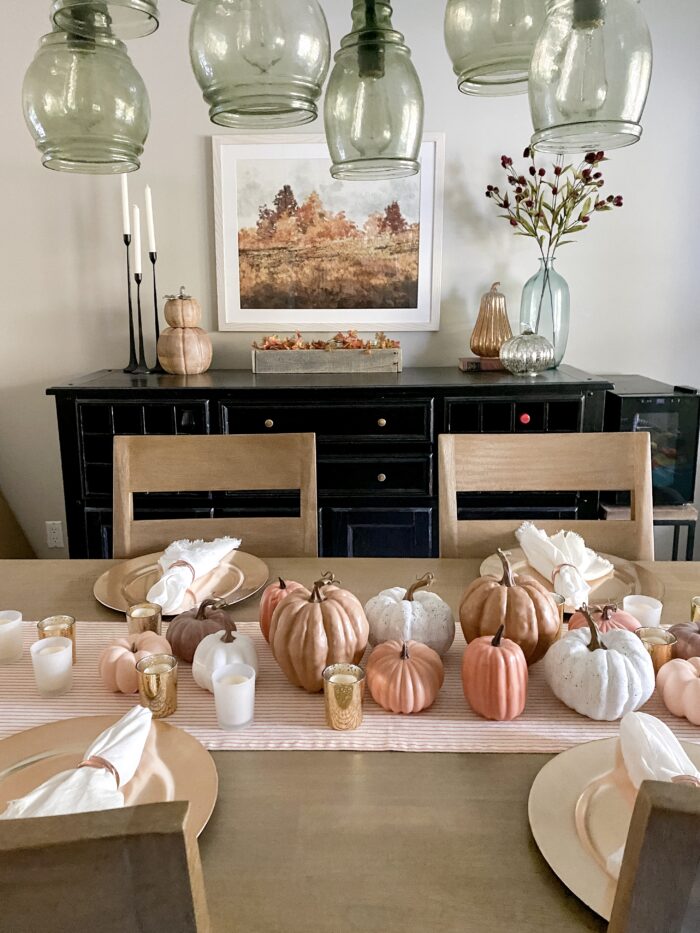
top-left (259, 576), bottom-right (309, 643)
top-left (366, 639), bottom-right (444, 714)
top-left (461, 625), bottom-right (528, 721)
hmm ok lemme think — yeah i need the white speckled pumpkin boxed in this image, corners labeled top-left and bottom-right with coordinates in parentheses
top-left (543, 608), bottom-right (654, 721)
top-left (364, 573), bottom-right (455, 656)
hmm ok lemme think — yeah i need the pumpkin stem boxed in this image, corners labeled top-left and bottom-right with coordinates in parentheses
top-left (400, 642), bottom-right (410, 660)
top-left (195, 598), bottom-right (220, 620)
top-left (278, 577), bottom-right (287, 590)
top-left (317, 571), bottom-right (338, 587)
top-left (581, 604), bottom-right (606, 652)
top-left (491, 624), bottom-right (505, 648)
top-left (600, 604), bottom-right (617, 622)
top-left (497, 549), bottom-right (515, 587)
top-left (405, 572), bottom-right (434, 602)
top-left (309, 583), bottom-right (325, 604)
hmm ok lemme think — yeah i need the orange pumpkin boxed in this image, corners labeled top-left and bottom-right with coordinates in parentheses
top-left (459, 549), bottom-right (561, 665)
top-left (366, 640), bottom-right (444, 714)
top-left (259, 577), bottom-right (310, 643)
top-left (568, 603), bottom-right (640, 634)
top-left (269, 577), bottom-right (369, 692)
top-left (461, 625), bottom-right (528, 721)
top-left (98, 631), bottom-right (171, 694)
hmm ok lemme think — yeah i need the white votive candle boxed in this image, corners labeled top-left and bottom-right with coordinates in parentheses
top-left (0, 611), bottom-right (23, 664)
top-left (30, 636), bottom-right (73, 697)
top-left (329, 673), bottom-right (358, 685)
top-left (212, 663), bottom-right (255, 731)
top-left (623, 595), bottom-right (663, 628)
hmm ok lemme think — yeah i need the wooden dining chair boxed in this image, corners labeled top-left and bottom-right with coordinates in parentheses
top-left (608, 779), bottom-right (700, 932)
top-left (438, 432), bottom-right (653, 560)
top-left (0, 801), bottom-right (210, 933)
top-left (113, 433), bottom-right (318, 559)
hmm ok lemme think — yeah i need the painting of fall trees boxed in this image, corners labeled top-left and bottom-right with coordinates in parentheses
top-left (237, 183), bottom-right (420, 310)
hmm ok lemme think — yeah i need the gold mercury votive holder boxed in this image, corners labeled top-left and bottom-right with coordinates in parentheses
top-left (322, 663), bottom-right (366, 731)
top-left (691, 597), bottom-right (700, 623)
top-left (38, 615), bottom-right (76, 664)
top-left (636, 627), bottom-right (677, 674)
top-left (136, 653), bottom-right (178, 719)
top-left (126, 602), bottom-right (162, 636)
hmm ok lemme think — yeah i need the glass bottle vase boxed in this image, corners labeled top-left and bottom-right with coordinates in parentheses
top-left (519, 258), bottom-right (570, 368)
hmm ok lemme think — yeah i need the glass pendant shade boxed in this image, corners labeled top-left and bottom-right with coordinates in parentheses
top-left (22, 15), bottom-right (150, 174)
top-left (52, 0), bottom-right (159, 40)
top-left (190, 0), bottom-right (330, 128)
top-left (324, 0), bottom-right (424, 180)
top-left (529, 0), bottom-right (653, 152)
top-left (444, 0), bottom-right (545, 96)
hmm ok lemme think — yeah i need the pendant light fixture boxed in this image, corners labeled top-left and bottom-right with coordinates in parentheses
top-left (189, 0), bottom-right (330, 128)
top-left (324, 0), bottom-right (424, 180)
top-left (51, 0), bottom-right (159, 40)
top-left (529, 0), bottom-right (653, 152)
top-left (22, 11), bottom-right (150, 173)
top-left (444, 0), bottom-right (545, 96)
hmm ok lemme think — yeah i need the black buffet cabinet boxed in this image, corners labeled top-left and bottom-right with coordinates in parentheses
top-left (48, 366), bottom-right (612, 559)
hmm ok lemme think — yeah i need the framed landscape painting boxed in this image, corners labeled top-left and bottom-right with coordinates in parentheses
top-left (213, 134), bottom-right (445, 331)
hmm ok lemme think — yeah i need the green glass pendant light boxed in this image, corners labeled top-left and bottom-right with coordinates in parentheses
top-left (51, 0), bottom-right (159, 40)
top-left (324, 0), bottom-right (424, 180)
top-left (189, 0), bottom-right (331, 128)
top-left (22, 10), bottom-right (150, 173)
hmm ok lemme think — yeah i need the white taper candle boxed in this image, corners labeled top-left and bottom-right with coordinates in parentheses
top-left (121, 174), bottom-right (131, 237)
top-left (133, 205), bottom-right (142, 275)
top-left (144, 185), bottom-right (156, 254)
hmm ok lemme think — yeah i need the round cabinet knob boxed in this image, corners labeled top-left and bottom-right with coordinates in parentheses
top-left (377, 418), bottom-right (387, 428)
top-left (377, 473), bottom-right (387, 483)
top-left (519, 413), bottom-right (531, 425)
top-left (264, 418), bottom-right (274, 429)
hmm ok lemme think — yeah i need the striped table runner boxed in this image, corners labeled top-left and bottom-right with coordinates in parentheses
top-left (2, 621), bottom-right (699, 753)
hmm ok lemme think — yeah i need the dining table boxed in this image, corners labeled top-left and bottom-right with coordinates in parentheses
top-left (1, 556), bottom-right (698, 933)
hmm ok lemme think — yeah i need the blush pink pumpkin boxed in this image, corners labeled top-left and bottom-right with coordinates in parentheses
top-left (98, 631), bottom-right (171, 694)
top-left (461, 625), bottom-right (528, 721)
top-left (366, 640), bottom-right (444, 714)
top-left (657, 657), bottom-right (700, 725)
top-left (568, 603), bottom-right (640, 634)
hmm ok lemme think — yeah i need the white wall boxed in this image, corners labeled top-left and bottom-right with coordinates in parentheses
top-left (1, 0), bottom-right (699, 558)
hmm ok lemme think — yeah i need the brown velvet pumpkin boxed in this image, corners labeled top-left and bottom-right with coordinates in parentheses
top-left (99, 631), bottom-right (171, 694)
top-left (269, 576), bottom-right (369, 692)
top-left (167, 598), bottom-right (234, 663)
top-left (668, 622), bottom-right (700, 660)
top-left (459, 549), bottom-right (561, 665)
top-left (366, 640), bottom-right (444, 714)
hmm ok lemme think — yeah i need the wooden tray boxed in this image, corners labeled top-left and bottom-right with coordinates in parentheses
top-left (94, 550), bottom-right (269, 615)
top-left (251, 348), bottom-right (402, 374)
top-left (0, 715), bottom-right (218, 837)
top-left (479, 548), bottom-right (664, 614)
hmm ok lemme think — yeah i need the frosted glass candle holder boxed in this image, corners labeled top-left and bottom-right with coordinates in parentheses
top-left (30, 636), bottom-right (73, 697)
top-left (0, 611), bottom-right (23, 664)
top-left (212, 663), bottom-right (256, 731)
top-left (623, 595), bottom-right (663, 628)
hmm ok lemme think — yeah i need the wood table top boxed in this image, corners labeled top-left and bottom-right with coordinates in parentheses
top-left (1, 557), bottom-right (697, 933)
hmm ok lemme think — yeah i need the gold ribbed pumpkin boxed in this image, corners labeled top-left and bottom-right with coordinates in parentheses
top-left (469, 282), bottom-right (513, 358)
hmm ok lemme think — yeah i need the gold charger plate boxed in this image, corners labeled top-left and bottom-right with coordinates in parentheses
top-left (479, 548), bottom-right (664, 613)
top-left (94, 550), bottom-right (269, 615)
top-left (528, 737), bottom-right (700, 920)
top-left (0, 715), bottom-right (218, 838)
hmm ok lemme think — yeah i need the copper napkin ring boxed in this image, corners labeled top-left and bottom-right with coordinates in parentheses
top-left (78, 756), bottom-right (121, 788)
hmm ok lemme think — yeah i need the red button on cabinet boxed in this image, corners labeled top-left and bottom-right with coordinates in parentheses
top-left (519, 413), bottom-right (531, 425)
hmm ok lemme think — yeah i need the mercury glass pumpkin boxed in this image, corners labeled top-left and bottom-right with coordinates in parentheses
top-left (529, 0), bottom-right (653, 152)
top-left (22, 14), bottom-right (150, 173)
top-left (499, 328), bottom-right (555, 376)
top-left (190, 0), bottom-right (330, 128)
top-left (470, 282), bottom-right (513, 358)
top-left (52, 0), bottom-right (159, 40)
top-left (324, 0), bottom-right (424, 180)
top-left (444, 0), bottom-right (545, 96)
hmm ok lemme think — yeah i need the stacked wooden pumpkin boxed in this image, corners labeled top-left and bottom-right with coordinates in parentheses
top-left (157, 287), bottom-right (213, 375)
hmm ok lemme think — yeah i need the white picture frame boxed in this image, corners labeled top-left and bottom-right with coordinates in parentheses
top-left (213, 133), bottom-right (445, 332)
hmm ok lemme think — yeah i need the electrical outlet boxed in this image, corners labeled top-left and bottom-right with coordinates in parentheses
top-left (45, 521), bottom-right (65, 549)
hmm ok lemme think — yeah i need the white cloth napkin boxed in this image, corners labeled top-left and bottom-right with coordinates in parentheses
top-left (515, 522), bottom-right (613, 606)
top-left (606, 712), bottom-right (700, 877)
top-left (146, 536), bottom-right (241, 614)
top-left (0, 706), bottom-right (153, 820)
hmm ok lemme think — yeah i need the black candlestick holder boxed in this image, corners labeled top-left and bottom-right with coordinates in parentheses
top-left (122, 234), bottom-right (138, 373)
top-left (149, 250), bottom-right (166, 374)
top-left (131, 272), bottom-right (151, 375)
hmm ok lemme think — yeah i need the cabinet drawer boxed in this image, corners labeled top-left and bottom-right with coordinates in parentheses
top-left (320, 507), bottom-right (434, 557)
top-left (445, 396), bottom-right (583, 433)
top-left (318, 454), bottom-right (432, 496)
top-left (221, 399), bottom-right (432, 443)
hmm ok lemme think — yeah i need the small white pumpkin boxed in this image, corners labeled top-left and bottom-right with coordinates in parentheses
top-left (192, 618), bottom-right (258, 692)
top-left (364, 573), bottom-right (455, 657)
top-left (544, 607), bottom-right (654, 721)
